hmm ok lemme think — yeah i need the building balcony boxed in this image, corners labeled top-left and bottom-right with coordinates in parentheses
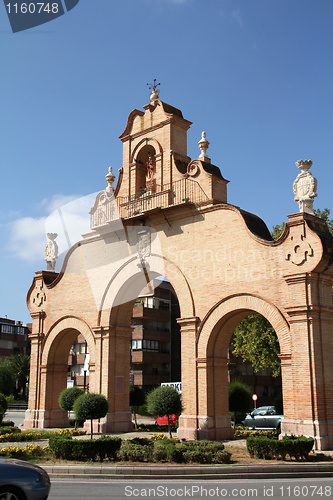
top-left (131, 350), bottom-right (170, 364)
top-left (131, 371), bottom-right (170, 387)
top-left (91, 178), bottom-right (209, 228)
top-left (131, 327), bottom-right (170, 342)
top-left (68, 353), bottom-right (86, 365)
top-left (68, 354), bottom-right (76, 366)
top-left (132, 306), bottom-right (170, 322)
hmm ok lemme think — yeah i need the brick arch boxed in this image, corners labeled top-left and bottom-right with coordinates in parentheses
top-left (130, 137), bottom-right (163, 162)
top-left (197, 293), bottom-right (291, 359)
top-left (42, 316), bottom-right (96, 367)
top-left (98, 253), bottom-right (195, 327)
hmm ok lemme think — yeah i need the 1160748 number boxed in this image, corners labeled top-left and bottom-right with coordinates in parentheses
top-left (280, 485), bottom-right (331, 497)
top-left (6, 3), bottom-right (59, 14)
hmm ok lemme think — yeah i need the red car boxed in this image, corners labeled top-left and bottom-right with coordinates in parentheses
top-left (155, 414), bottom-right (179, 425)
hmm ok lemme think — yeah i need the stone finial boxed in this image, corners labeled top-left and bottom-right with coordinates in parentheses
top-left (293, 159), bottom-right (317, 214)
top-left (105, 166), bottom-right (115, 191)
top-left (147, 79), bottom-right (160, 104)
top-left (198, 131), bottom-right (210, 162)
top-left (45, 233), bottom-right (58, 271)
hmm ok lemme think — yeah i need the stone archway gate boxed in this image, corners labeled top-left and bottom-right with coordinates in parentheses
top-left (24, 94), bottom-right (333, 449)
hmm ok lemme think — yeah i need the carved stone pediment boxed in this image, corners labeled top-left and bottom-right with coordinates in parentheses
top-left (285, 224), bottom-right (314, 266)
top-left (137, 228), bottom-right (151, 268)
top-left (31, 283), bottom-right (47, 308)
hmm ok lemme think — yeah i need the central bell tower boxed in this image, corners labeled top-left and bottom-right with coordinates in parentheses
top-left (117, 86), bottom-right (193, 199)
top-left (90, 85), bottom-right (229, 229)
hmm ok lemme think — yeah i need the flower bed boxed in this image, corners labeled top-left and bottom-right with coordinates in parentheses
top-left (0, 427), bottom-right (85, 442)
top-left (234, 426), bottom-right (279, 439)
top-left (0, 444), bottom-right (48, 460)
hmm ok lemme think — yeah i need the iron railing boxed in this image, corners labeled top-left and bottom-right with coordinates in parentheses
top-left (91, 178), bottom-right (209, 228)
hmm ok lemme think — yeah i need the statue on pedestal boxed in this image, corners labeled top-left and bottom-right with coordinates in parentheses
top-left (293, 160), bottom-right (317, 214)
top-left (45, 233), bottom-right (58, 271)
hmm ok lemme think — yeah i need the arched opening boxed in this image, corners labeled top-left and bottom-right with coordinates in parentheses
top-left (130, 277), bottom-right (181, 393)
top-left (68, 333), bottom-right (90, 392)
top-left (134, 145), bottom-right (157, 194)
top-left (182, 294), bottom-right (291, 441)
top-left (228, 313), bottom-right (282, 423)
top-left (96, 253), bottom-right (190, 433)
top-left (37, 317), bottom-right (96, 428)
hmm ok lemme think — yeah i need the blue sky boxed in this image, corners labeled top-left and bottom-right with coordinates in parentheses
top-left (1, 0), bottom-right (332, 323)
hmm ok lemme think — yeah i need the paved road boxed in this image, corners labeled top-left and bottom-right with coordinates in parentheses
top-left (48, 477), bottom-right (333, 500)
top-left (4, 409), bottom-right (25, 427)
top-left (4, 410), bottom-right (155, 428)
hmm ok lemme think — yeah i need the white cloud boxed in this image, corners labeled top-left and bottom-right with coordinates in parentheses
top-left (7, 192), bottom-right (97, 263)
top-left (8, 216), bottom-right (47, 262)
top-left (39, 193), bottom-right (82, 213)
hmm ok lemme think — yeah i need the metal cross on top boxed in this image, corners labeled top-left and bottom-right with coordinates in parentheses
top-left (147, 79), bottom-right (160, 92)
top-left (147, 79), bottom-right (161, 102)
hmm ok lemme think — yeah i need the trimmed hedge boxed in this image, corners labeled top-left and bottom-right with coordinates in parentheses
top-left (48, 435), bottom-right (232, 464)
top-left (247, 435), bottom-right (314, 460)
top-left (118, 440), bottom-right (153, 462)
top-left (48, 435), bottom-right (122, 461)
top-left (117, 438), bottom-right (231, 464)
top-left (1, 421), bottom-right (15, 427)
top-left (169, 440), bottom-right (231, 464)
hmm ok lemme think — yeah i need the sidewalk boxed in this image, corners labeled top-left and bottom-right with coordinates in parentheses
top-left (41, 461), bottom-right (333, 480)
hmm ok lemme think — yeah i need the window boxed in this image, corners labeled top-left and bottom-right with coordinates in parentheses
top-left (131, 339), bottom-right (142, 350)
top-left (158, 299), bottom-right (170, 311)
top-left (142, 340), bottom-right (159, 352)
top-left (1, 324), bottom-right (14, 334)
top-left (146, 297), bottom-right (154, 309)
top-left (79, 343), bottom-right (89, 354)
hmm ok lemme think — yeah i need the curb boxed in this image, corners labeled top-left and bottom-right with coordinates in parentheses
top-left (42, 463), bottom-right (333, 480)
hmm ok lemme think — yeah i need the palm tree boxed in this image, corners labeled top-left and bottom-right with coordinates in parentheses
top-left (10, 354), bottom-right (30, 400)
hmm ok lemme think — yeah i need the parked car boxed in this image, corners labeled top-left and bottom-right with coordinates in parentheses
top-left (155, 414), bottom-right (179, 425)
top-left (0, 458), bottom-right (51, 500)
top-left (241, 406), bottom-right (283, 430)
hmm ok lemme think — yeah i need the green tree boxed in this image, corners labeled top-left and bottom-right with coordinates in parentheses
top-left (232, 314), bottom-right (281, 377)
top-left (271, 222), bottom-right (286, 240)
top-left (228, 381), bottom-right (252, 427)
top-left (130, 385), bottom-right (145, 430)
top-left (73, 392), bottom-right (108, 439)
top-left (313, 208), bottom-right (333, 235)
top-left (0, 359), bottom-right (16, 396)
top-left (147, 386), bottom-right (182, 438)
top-left (0, 393), bottom-right (7, 423)
top-left (272, 208), bottom-right (333, 240)
top-left (58, 386), bottom-right (84, 428)
top-left (9, 354), bottom-right (30, 400)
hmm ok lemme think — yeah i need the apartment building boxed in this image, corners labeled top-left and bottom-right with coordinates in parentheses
top-left (67, 279), bottom-right (181, 392)
top-left (0, 317), bottom-right (31, 360)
